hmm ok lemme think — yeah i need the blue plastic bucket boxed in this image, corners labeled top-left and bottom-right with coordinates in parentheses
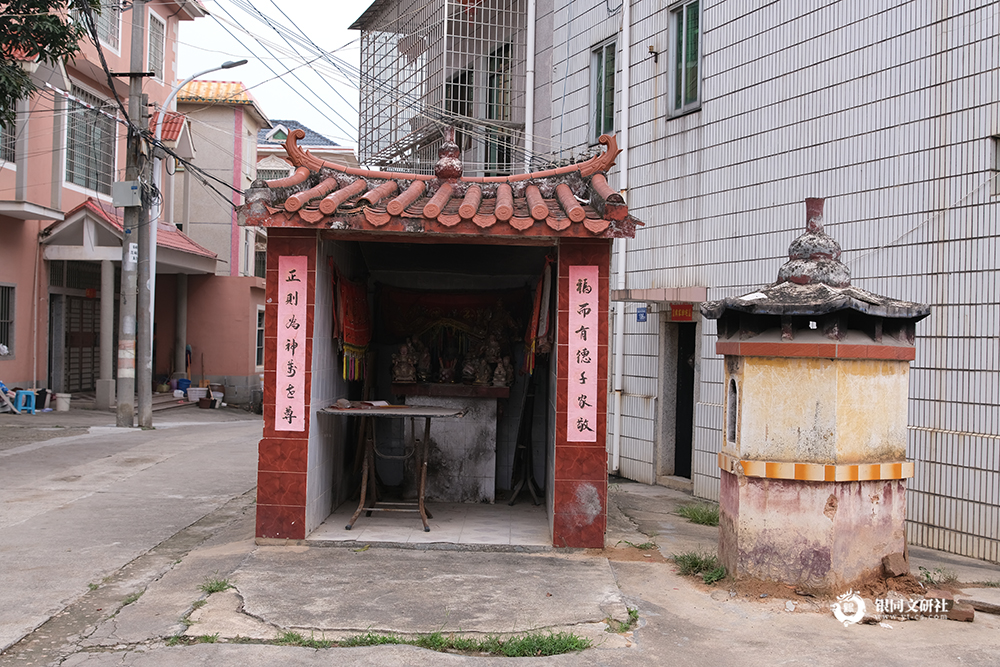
top-left (177, 378), bottom-right (192, 394)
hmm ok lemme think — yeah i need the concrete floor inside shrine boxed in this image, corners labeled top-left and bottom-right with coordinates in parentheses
top-left (307, 499), bottom-right (551, 549)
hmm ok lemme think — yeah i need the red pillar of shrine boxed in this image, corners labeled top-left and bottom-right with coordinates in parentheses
top-left (256, 230), bottom-right (317, 540)
top-left (551, 240), bottom-right (612, 548)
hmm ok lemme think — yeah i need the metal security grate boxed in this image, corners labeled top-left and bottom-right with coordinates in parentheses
top-left (0, 285), bottom-right (13, 353)
top-left (355, 0), bottom-right (527, 176)
top-left (0, 124), bottom-right (14, 163)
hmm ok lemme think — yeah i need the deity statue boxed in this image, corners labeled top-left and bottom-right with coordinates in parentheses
top-left (474, 358), bottom-right (492, 385)
top-left (483, 334), bottom-right (501, 364)
top-left (462, 354), bottom-right (478, 384)
top-left (412, 338), bottom-right (431, 382)
top-left (493, 355), bottom-right (514, 387)
top-left (391, 343), bottom-right (417, 383)
top-left (439, 357), bottom-right (457, 383)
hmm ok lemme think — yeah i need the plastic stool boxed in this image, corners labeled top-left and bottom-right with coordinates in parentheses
top-left (14, 390), bottom-right (36, 415)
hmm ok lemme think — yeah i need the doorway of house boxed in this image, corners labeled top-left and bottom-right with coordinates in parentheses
top-left (658, 319), bottom-right (696, 481)
top-left (673, 322), bottom-right (696, 478)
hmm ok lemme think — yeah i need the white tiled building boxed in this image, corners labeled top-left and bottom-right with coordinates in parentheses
top-left (536, 0), bottom-right (999, 561)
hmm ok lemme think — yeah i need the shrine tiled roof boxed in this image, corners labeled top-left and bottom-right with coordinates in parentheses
top-left (240, 128), bottom-right (642, 239)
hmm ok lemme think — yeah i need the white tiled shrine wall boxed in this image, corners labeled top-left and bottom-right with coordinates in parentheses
top-left (543, 0), bottom-right (1000, 560)
top-left (306, 240), bottom-right (362, 533)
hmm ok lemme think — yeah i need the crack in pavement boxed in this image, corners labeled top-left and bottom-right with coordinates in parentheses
top-left (0, 491), bottom-right (256, 666)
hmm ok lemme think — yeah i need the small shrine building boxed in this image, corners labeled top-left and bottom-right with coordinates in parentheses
top-left (238, 128), bottom-right (640, 548)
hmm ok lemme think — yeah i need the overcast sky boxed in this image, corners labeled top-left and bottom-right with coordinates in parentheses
top-left (176, 0), bottom-right (363, 150)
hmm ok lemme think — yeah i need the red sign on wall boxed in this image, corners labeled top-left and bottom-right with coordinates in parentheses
top-left (670, 303), bottom-right (693, 322)
top-left (567, 265), bottom-right (598, 442)
top-left (275, 255), bottom-right (307, 432)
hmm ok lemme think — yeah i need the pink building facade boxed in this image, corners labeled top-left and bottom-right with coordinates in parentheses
top-left (0, 3), bottom-right (261, 405)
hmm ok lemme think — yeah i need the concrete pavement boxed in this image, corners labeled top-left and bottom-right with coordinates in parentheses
top-left (1, 404), bottom-right (999, 666)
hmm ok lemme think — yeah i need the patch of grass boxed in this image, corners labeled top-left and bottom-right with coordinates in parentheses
top-left (191, 599), bottom-right (207, 610)
top-left (676, 504), bottom-right (720, 527)
top-left (981, 580), bottom-right (1000, 588)
top-left (195, 634), bottom-right (219, 644)
top-left (673, 551), bottom-right (719, 577)
top-left (702, 565), bottom-right (727, 585)
top-left (274, 631), bottom-right (333, 649)
top-left (606, 606), bottom-right (639, 633)
top-left (122, 591), bottom-right (143, 606)
top-left (88, 583), bottom-right (99, 591)
top-left (340, 630), bottom-right (591, 657)
top-left (918, 566), bottom-right (958, 586)
top-left (198, 577), bottom-right (232, 594)
top-left (165, 635), bottom-right (183, 647)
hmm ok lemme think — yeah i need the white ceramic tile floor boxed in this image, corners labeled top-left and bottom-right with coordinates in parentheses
top-left (308, 500), bottom-right (550, 548)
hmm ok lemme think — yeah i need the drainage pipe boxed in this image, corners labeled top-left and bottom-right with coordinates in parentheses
top-left (610, 0), bottom-right (632, 475)
top-left (524, 0), bottom-right (536, 173)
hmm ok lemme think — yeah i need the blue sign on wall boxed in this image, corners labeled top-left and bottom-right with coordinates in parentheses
top-left (637, 306), bottom-right (647, 322)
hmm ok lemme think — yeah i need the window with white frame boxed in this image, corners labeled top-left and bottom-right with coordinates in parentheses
top-left (485, 43), bottom-right (513, 177)
top-left (592, 39), bottom-right (616, 142)
top-left (255, 306), bottom-right (265, 367)
top-left (0, 285), bottom-right (14, 357)
top-left (95, 2), bottom-right (121, 50)
top-left (148, 13), bottom-right (165, 80)
top-left (0, 124), bottom-right (14, 163)
top-left (670, 0), bottom-right (701, 115)
top-left (66, 86), bottom-right (116, 195)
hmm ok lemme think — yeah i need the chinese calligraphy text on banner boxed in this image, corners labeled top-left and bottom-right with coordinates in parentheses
top-left (276, 256), bottom-right (307, 432)
top-left (568, 265), bottom-right (598, 442)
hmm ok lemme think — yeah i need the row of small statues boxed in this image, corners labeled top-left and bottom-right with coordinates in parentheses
top-left (391, 337), bottom-right (514, 387)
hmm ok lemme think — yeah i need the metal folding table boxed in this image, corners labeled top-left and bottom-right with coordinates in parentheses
top-left (319, 403), bottom-right (465, 532)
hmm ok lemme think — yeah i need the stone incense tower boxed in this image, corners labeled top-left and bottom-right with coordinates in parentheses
top-left (701, 198), bottom-right (930, 591)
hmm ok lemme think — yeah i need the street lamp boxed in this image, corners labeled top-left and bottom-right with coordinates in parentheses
top-left (144, 59), bottom-right (247, 399)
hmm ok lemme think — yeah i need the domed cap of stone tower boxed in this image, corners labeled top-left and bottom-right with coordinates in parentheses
top-left (700, 198), bottom-right (930, 328)
top-left (776, 198), bottom-right (850, 288)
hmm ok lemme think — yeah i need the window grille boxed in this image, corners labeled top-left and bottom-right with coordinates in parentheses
top-left (66, 87), bottom-right (116, 195)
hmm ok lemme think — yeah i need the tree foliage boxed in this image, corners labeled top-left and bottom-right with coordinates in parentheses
top-left (0, 0), bottom-right (102, 128)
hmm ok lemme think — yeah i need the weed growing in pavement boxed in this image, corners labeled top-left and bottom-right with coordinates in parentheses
top-left (676, 504), bottom-right (720, 526)
top-left (982, 580), bottom-right (1000, 588)
top-left (702, 566), bottom-right (727, 585)
top-left (617, 539), bottom-right (657, 550)
top-left (195, 634), bottom-right (219, 643)
top-left (918, 566), bottom-right (958, 586)
top-left (198, 577), bottom-right (232, 594)
top-left (673, 551), bottom-right (727, 585)
top-left (673, 551), bottom-right (719, 576)
top-left (88, 583), bottom-right (99, 591)
top-left (605, 607), bottom-right (640, 633)
top-left (340, 630), bottom-right (592, 656)
top-left (122, 591), bottom-right (143, 606)
top-left (165, 636), bottom-right (183, 647)
top-left (274, 631), bottom-right (333, 649)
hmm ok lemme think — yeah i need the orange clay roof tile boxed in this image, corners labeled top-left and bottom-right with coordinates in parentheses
top-left (239, 130), bottom-right (643, 239)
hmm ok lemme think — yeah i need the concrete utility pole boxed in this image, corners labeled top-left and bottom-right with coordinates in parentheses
top-left (116, 1), bottom-right (146, 427)
top-left (137, 92), bottom-right (153, 428)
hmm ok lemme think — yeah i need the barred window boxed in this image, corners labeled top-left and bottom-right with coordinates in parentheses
top-left (66, 87), bottom-right (116, 195)
top-left (95, 2), bottom-right (121, 50)
top-left (0, 285), bottom-right (13, 357)
top-left (1, 124), bottom-right (14, 163)
top-left (148, 14), bottom-right (165, 80)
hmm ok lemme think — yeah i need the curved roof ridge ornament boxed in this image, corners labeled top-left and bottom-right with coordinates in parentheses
top-left (281, 128), bottom-right (623, 184)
